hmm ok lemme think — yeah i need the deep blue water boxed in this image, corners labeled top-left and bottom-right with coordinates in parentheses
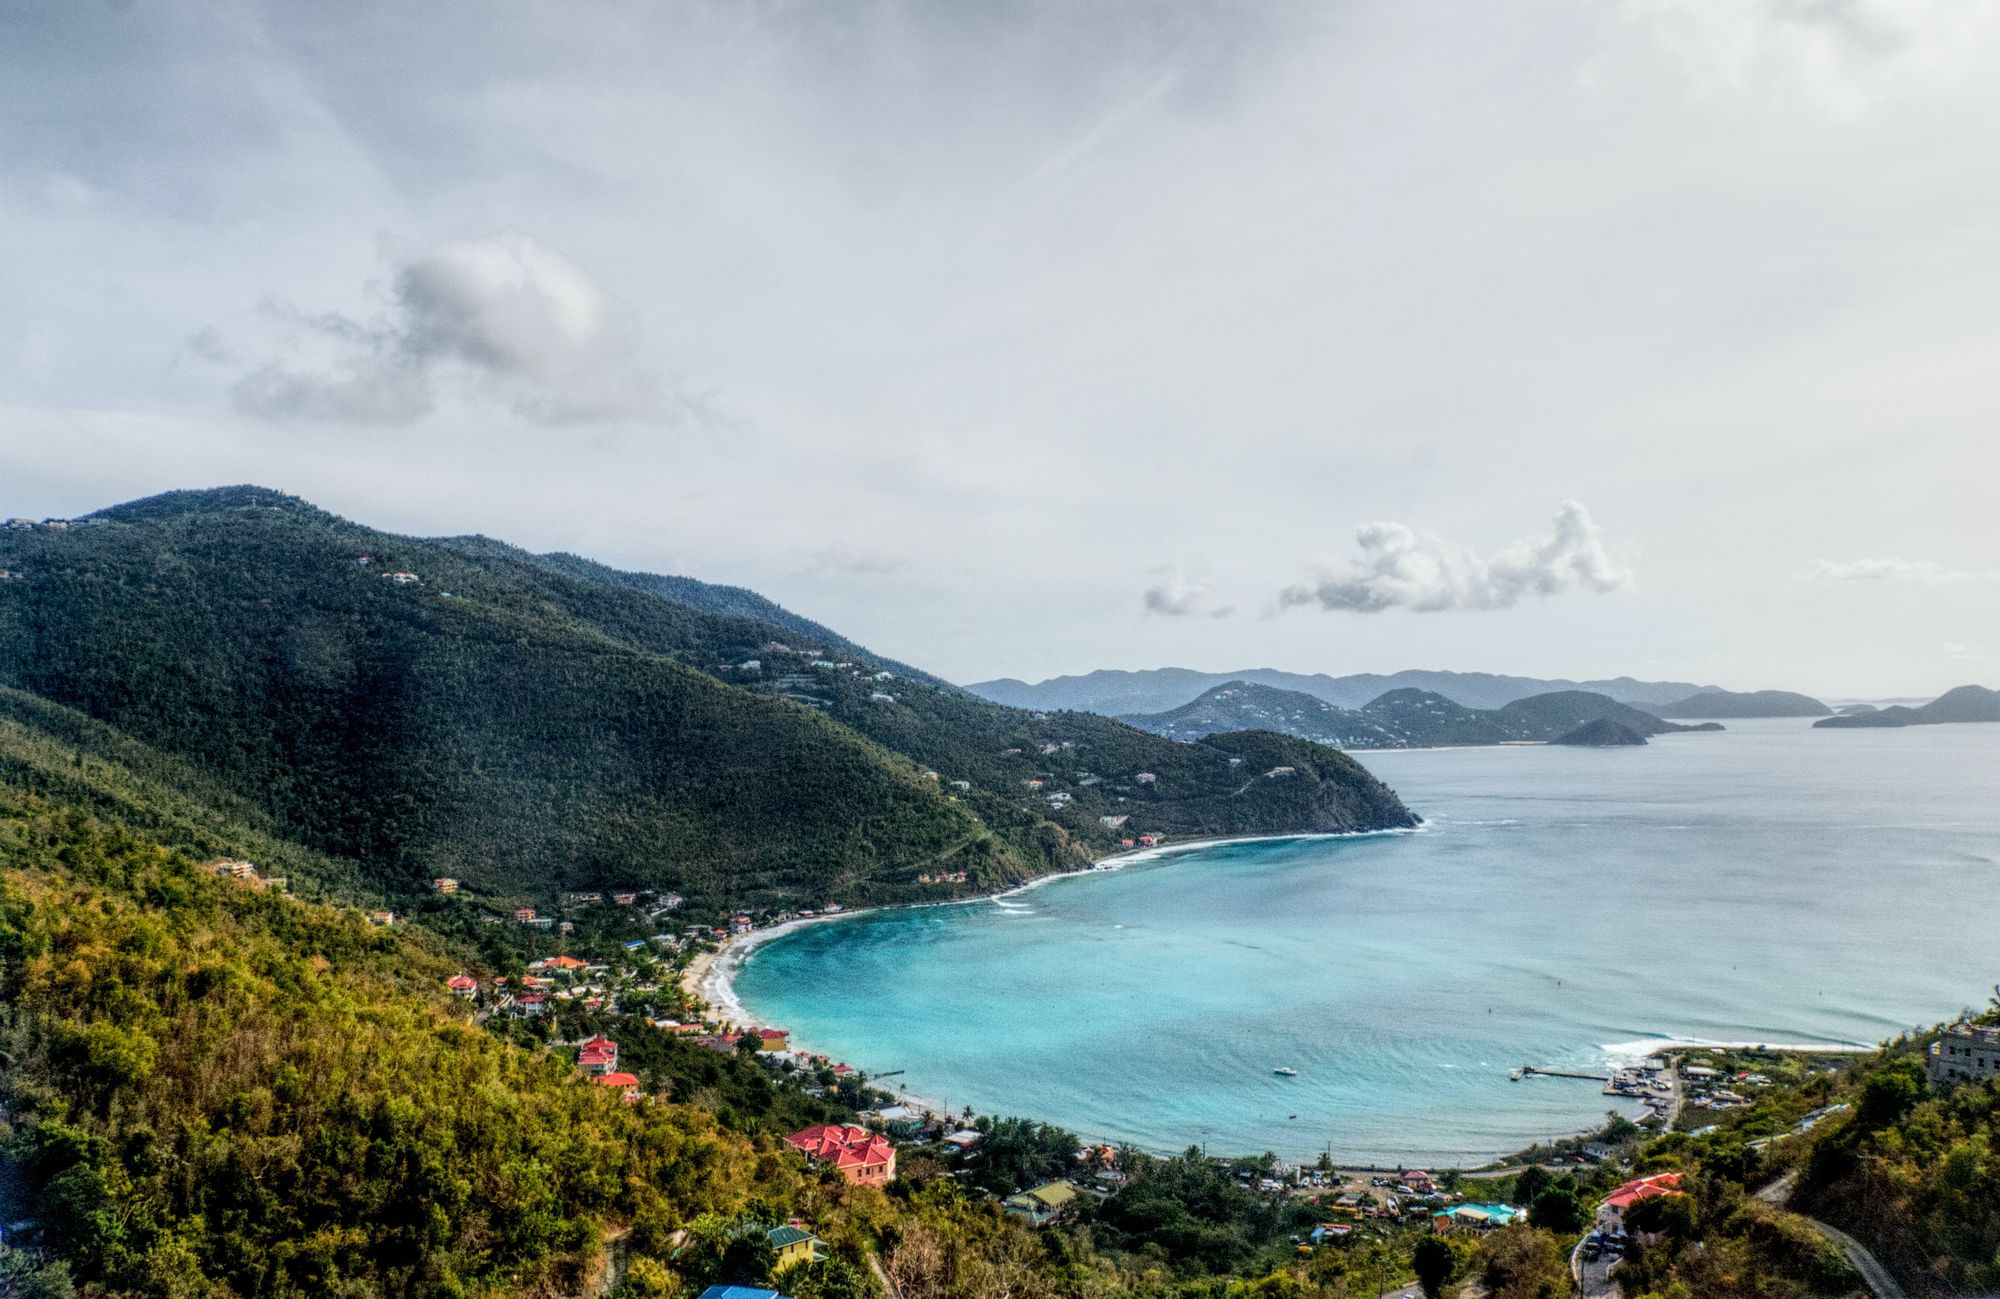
top-left (732, 718), bottom-right (2000, 1165)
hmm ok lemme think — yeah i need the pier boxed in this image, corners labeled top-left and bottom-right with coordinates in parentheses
top-left (1509, 1066), bottom-right (1613, 1082)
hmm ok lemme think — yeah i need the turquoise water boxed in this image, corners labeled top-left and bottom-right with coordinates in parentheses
top-left (733, 718), bottom-right (2000, 1165)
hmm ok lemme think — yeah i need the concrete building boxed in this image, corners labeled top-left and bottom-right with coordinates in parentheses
top-left (1930, 1022), bottom-right (2000, 1086)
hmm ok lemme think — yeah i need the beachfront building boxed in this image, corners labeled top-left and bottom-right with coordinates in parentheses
top-left (1929, 1022), bottom-right (2000, 1086)
top-left (751, 1027), bottom-right (791, 1052)
top-left (784, 1123), bottom-right (897, 1185)
top-left (1598, 1172), bottom-right (1684, 1228)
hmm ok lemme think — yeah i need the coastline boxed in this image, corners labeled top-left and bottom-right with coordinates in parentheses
top-left (680, 825), bottom-right (1427, 1024)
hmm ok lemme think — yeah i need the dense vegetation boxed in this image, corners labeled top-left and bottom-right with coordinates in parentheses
top-left (0, 490), bottom-right (1412, 912)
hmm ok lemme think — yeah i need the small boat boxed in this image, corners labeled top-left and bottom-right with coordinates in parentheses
top-left (1273, 1066), bottom-right (1298, 1077)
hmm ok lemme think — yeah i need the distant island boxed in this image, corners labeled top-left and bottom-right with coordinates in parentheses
top-left (1652, 688), bottom-right (1830, 719)
top-left (1120, 681), bottom-right (1722, 750)
top-left (1814, 684), bottom-right (2000, 729)
top-left (970, 665), bottom-right (1721, 715)
top-left (1550, 718), bottom-right (1650, 746)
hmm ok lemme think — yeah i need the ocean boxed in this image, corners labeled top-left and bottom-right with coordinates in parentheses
top-left (731, 717), bottom-right (2000, 1165)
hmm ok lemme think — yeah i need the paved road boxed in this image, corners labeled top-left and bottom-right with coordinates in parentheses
top-left (1754, 1173), bottom-right (1909, 1299)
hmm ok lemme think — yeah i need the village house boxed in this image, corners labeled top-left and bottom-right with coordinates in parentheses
top-left (1929, 1022), bottom-right (2000, 1086)
top-left (614, 892), bottom-right (640, 906)
top-left (752, 1027), bottom-right (791, 1051)
top-left (512, 993), bottom-right (550, 1018)
top-left (1266, 765), bottom-right (1297, 778)
top-left (783, 1124), bottom-right (897, 1185)
top-left (1599, 1172), bottom-right (1684, 1228)
top-left (578, 1035), bottom-right (620, 1074)
top-left (366, 910), bottom-right (394, 926)
top-left (446, 974), bottom-right (479, 998)
top-left (1134, 772), bottom-right (1157, 785)
top-left (593, 1071), bottom-right (642, 1102)
top-left (514, 907), bottom-right (537, 924)
top-left (567, 891), bottom-right (603, 903)
top-left (870, 691), bottom-right (895, 703)
top-left (1432, 1204), bottom-right (1523, 1233)
top-left (1004, 1181), bottom-right (1078, 1226)
top-left (431, 877), bottom-right (458, 894)
top-left (766, 1225), bottom-right (823, 1273)
top-left (382, 571), bottom-right (422, 585)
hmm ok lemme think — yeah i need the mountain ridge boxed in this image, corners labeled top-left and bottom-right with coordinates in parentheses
top-left (971, 665), bottom-right (1720, 716)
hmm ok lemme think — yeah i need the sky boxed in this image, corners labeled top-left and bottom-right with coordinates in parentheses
top-left (3, 0), bottom-right (1998, 698)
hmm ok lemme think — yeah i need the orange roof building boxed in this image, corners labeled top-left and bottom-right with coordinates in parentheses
top-left (784, 1123), bottom-right (897, 1186)
top-left (1600, 1172), bottom-right (1684, 1225)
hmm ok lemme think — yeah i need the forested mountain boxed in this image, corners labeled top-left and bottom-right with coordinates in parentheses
top-left (1120, 683), bottom-right (1718, 749)
top-left (0, 489), bottom-right (1413, 911)
top-left (970, 666), bottom-right (1719, 716)
top-left (1814, 684), bottom-right (2000, 729)
top-left (1652, 689), bottom-right (1831, 718)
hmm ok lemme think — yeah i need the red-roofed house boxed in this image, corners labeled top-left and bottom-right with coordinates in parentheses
top-left (446, 974), bottom-right (478, 998)
top-left (513, 993), bottom-right (550, 1018)
top-left (1599, 1172), bottom-right (1684, 1227)
top-left (578, 1035), bottom-right (620, 1075)
top-left (594, 1071), bottom-right (642, 1102)
top-left (753, 1028), bottom-right (791, 1052)
top-left (784, 1124), bottom-right (897, 1185)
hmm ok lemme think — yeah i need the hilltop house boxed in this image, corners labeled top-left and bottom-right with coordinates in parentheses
top-left (784, 1124), bottom-right (897, 1186)
top-left (1930, 1022), bottom-right (2000, 1086)
top-left (512, 993), bottom-right (550, 1018)
top-left (431, 877), bottom-right (458, 894)
top-left (1599, 1172), bottom-right (1684, 1227)
top-left (766, 1225), bottom-right (823, 1273)
top-left (446, 974), bottom-right (479, 998)
top-left (1134, 772), bottom-right (1157, 785)
top-left (593, 1071), bottom-right (642, 1102)
top-left (382, 571), bottom-right (422, 585)
top-left (578, 1035), bottom-right (620, 1075)
top-left (366, 910), bottom-right (394, 926)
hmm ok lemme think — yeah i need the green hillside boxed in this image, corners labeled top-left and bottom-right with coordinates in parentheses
top-left (0, 489), bottom-right (1414, 910)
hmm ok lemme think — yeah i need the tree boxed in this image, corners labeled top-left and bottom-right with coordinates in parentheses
top-left (1859, 1062), bottom-right (1923, 1128)
top-left (1513, 1165), bottom-right (1551, 1208)
top-left (1412, 1235), bottom-right (1456, 1299)
top-left (1529, 1184), bottom-right (1586, 1235)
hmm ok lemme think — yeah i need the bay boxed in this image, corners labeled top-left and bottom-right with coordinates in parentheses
top-left (732, 718), bottom-right (2000, 1165)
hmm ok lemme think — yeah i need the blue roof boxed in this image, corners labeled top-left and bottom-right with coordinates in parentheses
top-left (698, 1288), bottom-right (783, 1299)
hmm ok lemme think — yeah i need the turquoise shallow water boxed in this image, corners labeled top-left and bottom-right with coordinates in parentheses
top-left (733, 718), bottom-right (2000, 1165)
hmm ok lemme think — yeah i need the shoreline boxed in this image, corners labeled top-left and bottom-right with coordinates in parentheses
top-left (679, 825), bottom-right (1426, 1023)
top-left (674, 826), bottom-right (1877, 1169)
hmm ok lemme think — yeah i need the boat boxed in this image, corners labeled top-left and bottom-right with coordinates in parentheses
top-left (1273, 1067), bottom-right (1298, 1077)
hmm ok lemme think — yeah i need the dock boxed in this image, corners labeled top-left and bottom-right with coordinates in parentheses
top-left (1510, 1066), bottom-right (1613, 1082)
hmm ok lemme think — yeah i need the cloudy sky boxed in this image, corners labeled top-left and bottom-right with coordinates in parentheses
top-left (4, 0), bottom-right (1998, 697)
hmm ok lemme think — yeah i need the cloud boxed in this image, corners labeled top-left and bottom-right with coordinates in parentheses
top-left (1806, 558), bottom-right (2000, 584)
top-left (201, 233), bottom-right (682, 427)
top-left (794, 545), bottom-right (911, 577)
top-left (1279, 501), bottom-right (1633, 614)
top-left (1943, 641), bottom-right (1989, 661)
top-left (1142, 568), bottom-right (1234, 618)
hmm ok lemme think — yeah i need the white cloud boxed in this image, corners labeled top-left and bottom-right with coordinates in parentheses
top-left (1279, 502), bottom-right (1632, 614)
top-left (1806, 558), bottom-right (2000, 584)
top-left (1943, 641), bottom-right (1989, 661)
top-left (202, 233), bottom-right (682, 427)
top-left (1143, 568), bottom-right (1234, 618)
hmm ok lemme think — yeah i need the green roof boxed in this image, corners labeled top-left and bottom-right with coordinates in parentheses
top-left (766, 1226), bottom-right (817, 1248)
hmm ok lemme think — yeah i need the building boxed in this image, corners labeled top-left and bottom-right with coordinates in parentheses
top-left (514, 907), bottom-right (537, 924)
top-left (578, 1035), bottom-right (620, 1074)
top-left (513, 993), bottom-right (550, 1018)
top-left (382, 571), bottom-right (422, 585)
top-left (1599, 1172), bottom-right (1684, 1227)
top-left (1930, 1022), bottom-right (2000, 1086)
top-left (784, 1123), bottom-right (897, 1185)
top-left (696, 1287), bottom-right (782, 1299)
top-left (447, 974), bottom-right (479, 998)
top-left (766, 1224), bottom-right (823, 1272)
top-left (1431, 1204), bottom-right (1522, 1233)
top-left (1134, 772), bottom-right (1157, 785)
top-left (752, 1027), bottom-right (791, 1052)
top-left (431, 877), bottom-right (458, 894)
top-left (367, 910), bottom-right (394, 926)
top-left (1004, 1181), bottom-right (1079, 1225)
top-left (593, 1071), bottom-right (642, 1102)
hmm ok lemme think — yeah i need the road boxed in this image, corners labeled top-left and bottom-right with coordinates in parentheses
top-left (1754, 1173), bottom-right (1909, 1299)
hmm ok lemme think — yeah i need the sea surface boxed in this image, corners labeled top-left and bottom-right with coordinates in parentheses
top-left (732, 718), bottom-right (2000, 1166)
